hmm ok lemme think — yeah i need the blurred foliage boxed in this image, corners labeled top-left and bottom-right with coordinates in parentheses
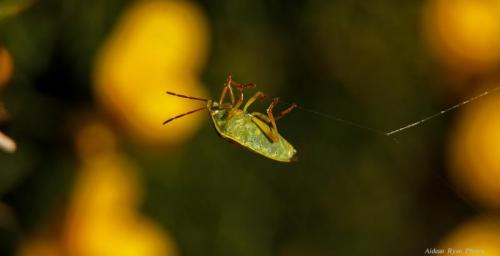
top-left (0, 0), bottom-right (35, 21)
top-left (0, 0), bottom-right (499, 256)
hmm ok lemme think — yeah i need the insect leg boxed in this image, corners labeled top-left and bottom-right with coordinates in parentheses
top-left (275, 103), bottom-right (297, 120)
top-left (251, 116), bottom-right (278, 143)
top-left (265, 97), bottom-right (280, 143)
top-left (218, 74), bottom-right (235, 107)
top-left (243, 91), bottom-right (266, 112)
top-left (220, 103), bottom-right (233, 109)
top-left (233, 86), bottom-right (245, 110)
top-left (232, 82), bottom-right (256, 110)
top-left (231, 80), bottom-right (256, 90)
top-left (251, 112), bottom-right (271, 123)
top-left (252, 102), bottom-right (296, 123)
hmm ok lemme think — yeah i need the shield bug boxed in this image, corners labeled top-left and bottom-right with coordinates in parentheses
top-left (163, 75), bottom-right (298, 162)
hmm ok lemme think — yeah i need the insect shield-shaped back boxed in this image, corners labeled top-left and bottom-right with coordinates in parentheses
top-left (209, 107), bottom-right (297, 162)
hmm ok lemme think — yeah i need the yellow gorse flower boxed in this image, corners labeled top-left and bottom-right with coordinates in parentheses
top-left (18, 120), bottom-right (178, 256)
top-left (448, 84), bottom-right (500, 209)
top-left (439, 216), bottom-right (500, 256)
top-left (423, 0), bottom-right (500, 72)
top-left (94, 0), bottom-right (210, 145)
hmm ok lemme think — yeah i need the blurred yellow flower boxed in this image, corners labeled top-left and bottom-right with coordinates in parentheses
top-left (94, 0), bottom-right (210, 145)
top-left (65, 155), bottom-right (176, 256)
top-left (65, 120), bottom-right (177, 256)
top-left (18, 120), bottom-right (178, 256)
top-left (448, 83), bottom-right (500, 209)
top-left (439, 216), bottom-right (500, 256)
top-left (0, 47), bottom-right (13, 88)
top-left (423, 0), bottom-right (500, 72)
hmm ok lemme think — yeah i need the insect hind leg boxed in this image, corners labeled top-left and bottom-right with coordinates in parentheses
top-left (275, 103), bottom-right (297, 120)
top-left (250, 115), bottom-right (278, 143)
top-left (265, 97), bottom-right (280, 143)
top-left (243, 91), bottom-right (266, 112)
top-left (251, 102), bottom-right (297, 123)
top-left (251, 112), bottom-right (271, 123)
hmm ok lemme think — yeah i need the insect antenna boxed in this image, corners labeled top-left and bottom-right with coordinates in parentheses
top-left (163, 106), bottom-right (207, 125)
top-left (166, 91), bottom-right (209, 102)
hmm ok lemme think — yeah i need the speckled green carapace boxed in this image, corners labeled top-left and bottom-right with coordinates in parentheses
top-left (163, 75), bottom-right (298, 163)
top-left (208, 103), bottom-right (297, 162)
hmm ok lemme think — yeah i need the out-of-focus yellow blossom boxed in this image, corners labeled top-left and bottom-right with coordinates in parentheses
top-left (94, 0), bottom-right (210, 145)
top-left (439, 216), bottom-right (500, 255)
top-left (64, 120), bottom-right (177, 256)
top-left (423, 0), bottom-right (500, 72)
top-left (18, 120), bottom-right (177, 256)
top-left (0, 47), bottom-right (13, 88)
top-left (448, 84), bottom-right (500, 209)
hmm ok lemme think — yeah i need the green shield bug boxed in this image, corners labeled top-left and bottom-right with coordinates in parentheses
top-left (163, 75), bottom-right (298, 162)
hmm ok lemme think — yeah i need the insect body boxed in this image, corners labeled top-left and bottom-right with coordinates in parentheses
top-left (164, 75), bottom-right (298, 162)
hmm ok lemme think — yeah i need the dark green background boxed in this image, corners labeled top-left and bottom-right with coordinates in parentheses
top-left (0, 0), bottom-right (475, 255)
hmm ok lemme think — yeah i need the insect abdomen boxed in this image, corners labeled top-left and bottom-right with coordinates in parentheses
top-left (211, 110), bottom-right (296, 162)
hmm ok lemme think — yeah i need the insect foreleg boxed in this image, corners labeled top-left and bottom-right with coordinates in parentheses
top-left (231, 81), bottom-right (256, 90)
top-left (218, 74), bottom-right (235, 107)
top-left (233, 86), bottom-right (245, 110)
top-left (232, 81), bottom-right (256, 110)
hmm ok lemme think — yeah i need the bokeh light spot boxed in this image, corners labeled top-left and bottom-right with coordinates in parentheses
top-left (66, 120), bottom-right (177, 256)
top-left (439, 216), bottom-right (500, 256)
top-left (424, 0), bottom-right (500, 71)
top-left (0, 47), bottom-right (14, 88)
top-left (448, 83), bottom-right (500, 209)
top-left (93, 0), bottom-right (210, 146)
